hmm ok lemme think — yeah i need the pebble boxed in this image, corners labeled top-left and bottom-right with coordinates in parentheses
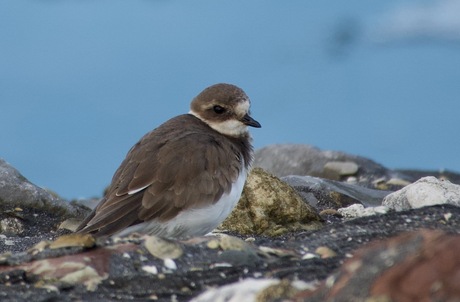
top-left (338, 204), bottom-right (390, 218)
top-left (144, 235), bottom-right (183, 260)
top-left (323, 161), bottom-right (359, 178)
top-left (142, 265), bottom-right (158, 275)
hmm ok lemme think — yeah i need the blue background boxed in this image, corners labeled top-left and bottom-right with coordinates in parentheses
top-left (2, 0), bottom-right (459, 199)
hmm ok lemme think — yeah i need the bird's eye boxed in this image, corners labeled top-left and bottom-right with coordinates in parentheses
top-left (213, 105), bottom-right (226, 114)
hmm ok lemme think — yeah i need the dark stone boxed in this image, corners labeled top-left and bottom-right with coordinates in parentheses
top-left (282, 175), bottom-right (392, 209)
top-left (396, 169), bottom-right (460, 185)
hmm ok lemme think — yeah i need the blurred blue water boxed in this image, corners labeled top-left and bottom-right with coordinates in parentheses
top-left (1, 0), bottom-right (459, 199)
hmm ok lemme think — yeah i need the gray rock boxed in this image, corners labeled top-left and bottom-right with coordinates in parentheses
top-left (254, 144), bottom-right (413, 190)
top-left (282, 175), bottom-right (392, 209)
top-left (383, 176), bottom-right (460, 211)
top-left (0, 158), bottom-right (80, 219)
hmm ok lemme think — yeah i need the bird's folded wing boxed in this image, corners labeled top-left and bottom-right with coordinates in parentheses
top-left (77, 120), bottom-right (242, 236)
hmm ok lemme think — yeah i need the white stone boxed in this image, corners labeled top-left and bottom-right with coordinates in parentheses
top-left (382, 176), bottom-right (460, 211)
top-left (163, 258), bottom-right (177, 270)
top-left (338, 204), bottom-right (390, 218)
top-left (191, 278), bottom-right (315, 302)
top-left (141, 265), bottom-right (158, 275)
top-left (191, 278), bottom-right (279, 302)
top-left (323, 161), bottom-right (359, 176)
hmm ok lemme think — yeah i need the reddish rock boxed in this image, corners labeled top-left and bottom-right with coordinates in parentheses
top-left (297, 230), bottom-right (460, 301)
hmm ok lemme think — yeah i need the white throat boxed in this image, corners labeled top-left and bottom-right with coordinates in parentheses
top-left (188, 110), bottom-right (249, 137)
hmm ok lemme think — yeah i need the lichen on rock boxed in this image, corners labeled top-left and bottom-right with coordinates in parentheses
top-left (219, 168), bottom-right (323, 236)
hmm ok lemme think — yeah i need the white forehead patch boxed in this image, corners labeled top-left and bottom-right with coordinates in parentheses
top-left (235, 99), bottom-right (250, 117)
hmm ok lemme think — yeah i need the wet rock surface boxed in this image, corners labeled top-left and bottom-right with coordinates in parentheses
top-left (1, 148), bottom-right (460, 301)
top-left (281, 175), bottom-right (391, 210)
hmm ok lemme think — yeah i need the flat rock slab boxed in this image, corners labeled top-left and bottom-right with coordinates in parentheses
top-left (0, 204), bottom-right (459, 302)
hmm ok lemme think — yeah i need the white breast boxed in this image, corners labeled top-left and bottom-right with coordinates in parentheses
top-left (115, 168), bottom-right (248, 239)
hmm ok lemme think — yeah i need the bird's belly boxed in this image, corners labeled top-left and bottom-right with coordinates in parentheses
top-left (115, 169), bottom-right (247, 239)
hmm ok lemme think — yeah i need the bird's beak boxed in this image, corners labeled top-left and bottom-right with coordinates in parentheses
top-left (242, 114), bottom-right (261, 128)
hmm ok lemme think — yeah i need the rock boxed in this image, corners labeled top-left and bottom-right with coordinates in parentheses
top-left (298, 230), bottom-right (460, 302)
top-left (0, 202), bottom-right (459, 301)
top-left (282, 175), bottom-right (391, 210)
top-left (1, 158), bottom-right (460, 301)
top-left (0, 159), bottom-right (80, 218)
top-left (383, 176), bottom-right (460, 211)
top-left (254, 144), bottom-right (413, 190)
top-left (0, 159), bottom-right (90, 254)
top-left (338, 204), bottom-right (390, 219)
top-left (219, 168), bottom-right (323, 236)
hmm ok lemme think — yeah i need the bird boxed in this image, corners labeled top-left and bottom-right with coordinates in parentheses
top-left (75, 83), bottom-right (261, 239)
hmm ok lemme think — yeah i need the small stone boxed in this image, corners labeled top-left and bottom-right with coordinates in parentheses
top-left (206, 239), bottom-right (220, 249)
top-left (144, 235), bottom-right (183, 260)
top-left (315, 246), bottom-right (337, 259)
top-left (218, 235), bottom-right (250, 251)
top-left (0, 217), bottom-right (25, 235)
top-left (444, 212), bottom-right (452, 222)
top-left (59, 265), bottom-right (104, 291)
top-left (338, 204), bottom-right (390, 219)
top-left (163, 258), bottom-right (177, 270)
top-left (191, 278), bottom-right (279, 302)
top-left (302, 253), bottom-right (318, 260)
top-left (258, 246), bottom-right (296, 258)
top-left (323, 161), bottom-right (359, 179)
top-left (386, 178), bottom-right (411, 187)
top-left (142, 265), bottom-right (158, 275)
top-left (4, 239), bottom-right (15, 246)
top-left (49, 234), bottom-right (96, 249)
top-left (319, 209), bottom-right (341, 216)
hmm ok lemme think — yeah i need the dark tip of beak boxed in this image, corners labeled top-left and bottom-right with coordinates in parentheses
top-left (242, 114), bottom-right (261, 128)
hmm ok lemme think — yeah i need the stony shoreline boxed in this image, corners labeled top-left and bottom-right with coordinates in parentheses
top-left (1, 144), bottom-right (459, 301)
